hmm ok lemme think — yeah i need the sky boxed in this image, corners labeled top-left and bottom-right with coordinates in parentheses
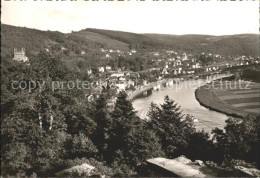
top-left (1, 0), bottom-right (259, 35)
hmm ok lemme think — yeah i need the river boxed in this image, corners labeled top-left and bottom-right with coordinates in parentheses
top-left (132, 74), bottom-right (230, 132)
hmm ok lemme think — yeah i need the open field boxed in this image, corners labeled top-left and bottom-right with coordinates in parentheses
top-left (195, 81), bottom-right (260, 118)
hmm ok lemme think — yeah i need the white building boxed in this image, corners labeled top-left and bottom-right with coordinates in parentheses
top-left (81, 50), bottom-right (86, 55)
top-left (13, 48), bottom-right (28, 62)
top-left (87, 69), bottom-right (92, 75)
top-left (186, 69), bottom-right (195, 74)
top-left (105, 66), bottom-right (112, 71)
top-left (131, 49), bottom-right (137, 53)
top-left (127, 80), bottom-right (135, 87)
top-left (98, 67), bottom-right (105, 73)
top-left (161, 68), bottom-right (169, 75)
top-left (182, 53), bottom-right (188, 61)
top-left (192, 63), bottom-right (201, 69)
top-left (115, 81), bottom-right (126, 91)
top-left (174, 60), bottom-right (182, 67)
top-left (111, 73), bottom-right (125, 78)
top-left (154, 52), bottom-right (159, 56)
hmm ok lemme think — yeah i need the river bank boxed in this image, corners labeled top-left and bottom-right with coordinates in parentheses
top-left (195, 86), bottom-right (245, 118)
top-left (195, 81), bottom-right (260, 118)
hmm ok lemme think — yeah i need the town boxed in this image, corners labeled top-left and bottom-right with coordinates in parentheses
top-left (13, 46), bottom-right (260, 107)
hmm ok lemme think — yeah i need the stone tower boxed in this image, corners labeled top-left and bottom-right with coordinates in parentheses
top-left (13, 48), bottom-right (28, 62)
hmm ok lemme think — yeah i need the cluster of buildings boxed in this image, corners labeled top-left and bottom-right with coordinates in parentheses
top-left (152, 51), bottom-right (260, 76)
top-left (100, 48), bottom-right (137, 58)
top-left (12, 47), bottom-right (260, 103)
top-left (85, 70), bottom-right (139, 104)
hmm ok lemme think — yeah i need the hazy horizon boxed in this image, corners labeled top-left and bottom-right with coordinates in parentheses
top-left (2, 23), bottom-right (259, 37)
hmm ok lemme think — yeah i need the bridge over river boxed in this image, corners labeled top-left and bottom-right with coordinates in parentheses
top-left (127, 79), bottom-right (169, 101)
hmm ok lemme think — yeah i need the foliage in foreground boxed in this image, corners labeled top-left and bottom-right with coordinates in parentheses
top-left (1, 52), bottom-right (260, 177)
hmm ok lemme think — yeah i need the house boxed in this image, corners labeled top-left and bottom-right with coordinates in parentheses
top-left (85, 94), bottom-right (95, 102)
top-left (105, 66), bottom-right (112, 71)
top-left (205, 65), bottom-right (219, 72)
top-left (87, 69), bottom-right (92, 75)
top-left (115, 81), bottom-right (126, 91)
top-left (206, 67), bottom-right (212, 72)
top-left (124, 71), bottom-right (131, 76)
top-left (161, 67), bottom-right (169, 75)
top-left (173, 70), bottom-right (178, 75)
top-left (118, 76), bottom-right (126, 81)
top-left (131, 49), bottom-right (137, 53)
top-left (186, 69), bottom-right (195, 74)
top-left (192, 62), bottom-right (201, 69)
top-left (182, 53), bottom-right (188, 61)
top-left (98, 67), bottom-right (105, 73)
top-left (166, 50), bottom-right (174, 55)
top-left (143, 80), bottom-right (148, 86)
top-left (127, 80), bottom-right (135, 87)
top-left (81, 50), bottom-right (86, 55)
top-left (154, 52), bottom-right (159, 56)
top-left (105, 54), bottom-right (110, 58)
top-left (13, 48), bottom-right (28, 62)
top-left (173, 59), bottom-right (182, 67)
top-left (111, 72), bottom-right (125, 78)
top-left (178, 67), bottom-right (182, 74)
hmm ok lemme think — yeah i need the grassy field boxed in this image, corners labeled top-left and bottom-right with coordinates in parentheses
top-left (195, 81), bottom-right (260, 118)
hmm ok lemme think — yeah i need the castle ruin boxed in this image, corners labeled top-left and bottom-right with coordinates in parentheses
top-left (13, 48), bottom-right (28, 62)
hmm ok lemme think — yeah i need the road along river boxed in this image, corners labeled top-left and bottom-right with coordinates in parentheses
top-left (132, 74), bottom-right (231, 132)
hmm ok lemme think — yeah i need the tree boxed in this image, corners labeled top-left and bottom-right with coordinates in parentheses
top-left (124, 124), bottom-right (165, 175)
top-left (111, 91), bottom-right (136, 120)
top-left (186, 130), bottom-right (215, 161)
top-left (147, 95), bottom-right (194, 157)
top-left (212, 115), bottom-right (260, 168)
top-left (92, 94), bottom-right (112, 159)
top-left (66, 133), bottom-right (97, 158)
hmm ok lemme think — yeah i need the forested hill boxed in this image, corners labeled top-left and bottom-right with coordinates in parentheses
top-left (1, 23), bottom-right (259, 58)
top-left (84, 28), bottom-right (259, 56)
top-left (1, 24), bottom-right (104, 58)
top-left (144, 33), bottom-right (259, 56)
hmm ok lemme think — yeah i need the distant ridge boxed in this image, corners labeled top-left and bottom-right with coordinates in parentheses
top-left (1, 24), bottom-right (259, 57)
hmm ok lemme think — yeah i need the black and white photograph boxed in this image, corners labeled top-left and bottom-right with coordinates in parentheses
top-left (1, 0), bottom-right (260, 176)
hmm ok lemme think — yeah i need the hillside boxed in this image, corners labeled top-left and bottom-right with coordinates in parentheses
top-left (144, 33), bottom-right (259, 56)
top-left (70, 30), bottom-right (129, 50)
top-left (0, 24), bottom-right (104, 58)
top-left (1, 24), bottom-right (259, 59)
top-left (82, 28), bottom-right (259, 56)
